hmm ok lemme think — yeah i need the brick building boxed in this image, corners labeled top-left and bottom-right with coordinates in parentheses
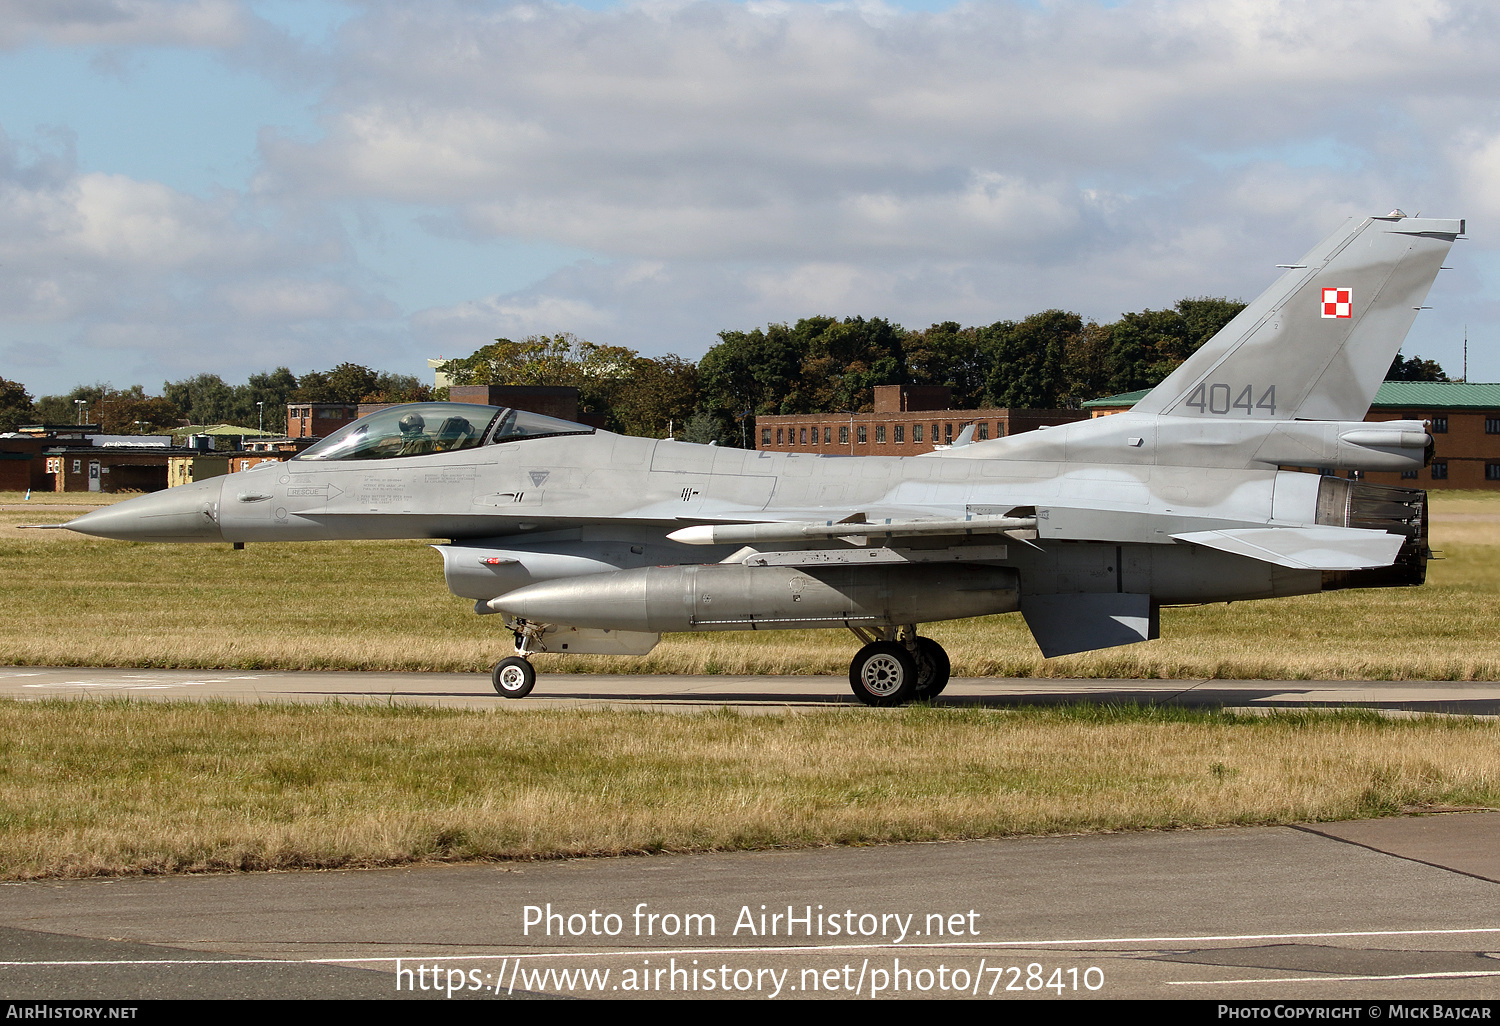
top-left (448, 385), bottom-right (583, 422)
top-left (47, 446), bottom-right (184, 493)
top-left (0, 452), bottom-right (31, 491)
top-left (1081, 381), bottom-right (1500, 490)
top-left (753, 385), bottom-right (1088, 455)
top-left (3, 427), bottom-right (105, 491)
top-left (1, 434), bottom-right (78, 490)
top-left (287, 403), bottom-right (359, 439)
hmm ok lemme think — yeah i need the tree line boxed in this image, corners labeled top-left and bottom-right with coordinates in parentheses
top-left (0, 366), bottom-right (429, 435)
top-left (1, 297), bottom-right (1453, 440)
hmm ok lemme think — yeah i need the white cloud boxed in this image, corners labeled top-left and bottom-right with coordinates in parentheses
top-left (252, 0), bottom-right (1499, 271)
top-left (413, 288), bottom-right (619, 356)
top-left (9, 0), bottom-right (1500, 388)
top-left (1454, 130), bottom-right (1500, 220)
top-left (0, 161), bottom-right (281, 320)
top-left (0, 0), bottom-right (251, 50)
top-left (0, 129), bottom-right (396, 384)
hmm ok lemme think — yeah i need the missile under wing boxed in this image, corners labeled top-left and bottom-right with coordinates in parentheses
top-left (52, 212), bottom-right (1463, 705)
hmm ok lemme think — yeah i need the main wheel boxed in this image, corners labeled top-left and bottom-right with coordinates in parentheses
top-left (912, 637), bottom-right (951, 700)
top-left (492, 656), bottom-right (537, 698)
top-left (848, 641), bottom-right (918, 707)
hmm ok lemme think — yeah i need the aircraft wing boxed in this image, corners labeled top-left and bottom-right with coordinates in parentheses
top-left (1170, 525), bottom-right (1405, 571)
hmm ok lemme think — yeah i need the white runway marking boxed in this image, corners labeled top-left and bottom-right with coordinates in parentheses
top-left (6, 926), bottom-right (1500, 967)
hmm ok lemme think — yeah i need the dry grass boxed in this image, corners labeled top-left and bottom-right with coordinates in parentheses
top-left (1, 700), bottom-right (1495, 879)
top-left (4, 491), bottom-right (1500, 679)
top-left (0, 490), bottom-right (119, 507)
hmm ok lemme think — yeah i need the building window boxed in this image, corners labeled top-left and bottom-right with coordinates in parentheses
top-left (1401, 469), bottom-right (1419, 479)
top-left (876, 425), bottom-right (886, 443)
top-left (977, 424), bottom-right (989, 440)
top-left (761, 428), bottom-right (771, 446)
top-left (72, 459), bottom-right (81, 474)
top-left (799, 427), bottom-right (807, 445)
top-left (1486, 417), bottom-right (1500, 435)
top-left (1487, 464), bottom-right (1500, 481)
top-left (932, 423), bottom-right (940, 442)
top-left (1432, 461), bottom-right (1448, 480)
top-left (995, 424), bottom-right (1005, 437)
top-left (1431, 416), bottom-right (1448, 434)
top-left (823, 427), bottom-right (831, 444)
top-left (776, 428), bottom-right (783, 445)
top-left (912, 424), bottom-right (923, 442)
top-left (945, 423), bottom-right (953, 442)
top-left (857, 426), bottom-right (867, 444)
top-left (894, 425), bottom-right (904, 443)
top-left (839, 426), bottom-right (849, 445)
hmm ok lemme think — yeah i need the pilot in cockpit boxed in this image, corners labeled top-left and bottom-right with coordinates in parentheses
top-left (398, 412), bottom-right (436, 456)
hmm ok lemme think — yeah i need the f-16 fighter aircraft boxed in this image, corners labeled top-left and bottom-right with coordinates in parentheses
top-left (51, 212), bottom-right (1463, 705)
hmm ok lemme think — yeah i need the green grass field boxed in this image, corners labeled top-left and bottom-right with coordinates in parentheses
top-left (1, 701), bottom-right (1495, 879)
top-left (4, 490), bottom-right (1500, 679)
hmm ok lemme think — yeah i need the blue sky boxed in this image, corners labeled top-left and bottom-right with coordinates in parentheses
top-left (2, 0), bottom-right (1498, 396)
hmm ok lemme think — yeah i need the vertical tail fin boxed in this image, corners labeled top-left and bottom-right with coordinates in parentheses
top-left (1133, 213), bottom-right (1463, 422)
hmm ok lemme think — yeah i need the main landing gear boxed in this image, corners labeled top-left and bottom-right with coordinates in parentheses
top-left (492, 620), bottom-right (544, 698)
top-left (490, 619), bottom-right (952, 706)
top-left (846, 626), bottom-right (951, 707)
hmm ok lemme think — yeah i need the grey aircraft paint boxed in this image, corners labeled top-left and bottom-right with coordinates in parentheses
top-left (47, 212), bottom-right (1462, 704)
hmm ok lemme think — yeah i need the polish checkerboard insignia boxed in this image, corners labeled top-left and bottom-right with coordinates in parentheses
top-left (1321, 287), bottom-right (1352, 319)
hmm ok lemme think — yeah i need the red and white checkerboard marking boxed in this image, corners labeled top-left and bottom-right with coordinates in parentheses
top-left (1321, 287), bottom-right (1352, 319)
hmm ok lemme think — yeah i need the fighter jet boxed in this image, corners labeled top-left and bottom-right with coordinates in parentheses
top-left (49, 212), bottom-right (1462, 705)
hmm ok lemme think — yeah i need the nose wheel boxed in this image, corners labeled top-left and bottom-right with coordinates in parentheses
top-left (492, 656), bottom-right (536, 698)
top-left (493, 619), bottom-right (544, 698)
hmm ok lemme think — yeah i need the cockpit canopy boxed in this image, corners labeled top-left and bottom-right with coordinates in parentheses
top-left (295, 403), bottom-right (594, 462)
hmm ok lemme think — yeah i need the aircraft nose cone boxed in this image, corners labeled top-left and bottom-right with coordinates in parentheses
top-left (64, 478), bottom-right (225, 542)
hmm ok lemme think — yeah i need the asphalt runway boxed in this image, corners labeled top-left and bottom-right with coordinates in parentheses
top-left (4, 666), bottom-right (1500, 715)
top-left (1, 815), bottom-right (1498, 1000)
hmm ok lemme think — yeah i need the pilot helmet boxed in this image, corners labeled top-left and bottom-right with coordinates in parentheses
top-left (398, 412), bottom-right (425, 435)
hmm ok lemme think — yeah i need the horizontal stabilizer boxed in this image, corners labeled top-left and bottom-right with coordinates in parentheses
top-left (1171, 525), bottom-right (1403, 570)
top-left (1021, 593), bottom-right (1158, 658)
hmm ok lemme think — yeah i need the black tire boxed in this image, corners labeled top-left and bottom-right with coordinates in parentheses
top-left (492, 656), bottom-right (536, 698)
top-left (912, 637), bottom-right (951, 700)
top-left (848, 641), bottom-right (918, 707)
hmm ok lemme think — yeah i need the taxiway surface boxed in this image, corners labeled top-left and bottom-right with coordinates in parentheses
top-left (3, 666), bottom-right (1498, 715)
top-left (1, 814), bottom-right (1498, 1000)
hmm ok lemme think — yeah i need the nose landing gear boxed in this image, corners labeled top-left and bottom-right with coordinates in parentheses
top-left (492, 619), bottom-right (544, 698)
top-left (846, 626), bottom-right (951, 706)
top-left (492, 656), bottom-right (536, 697)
